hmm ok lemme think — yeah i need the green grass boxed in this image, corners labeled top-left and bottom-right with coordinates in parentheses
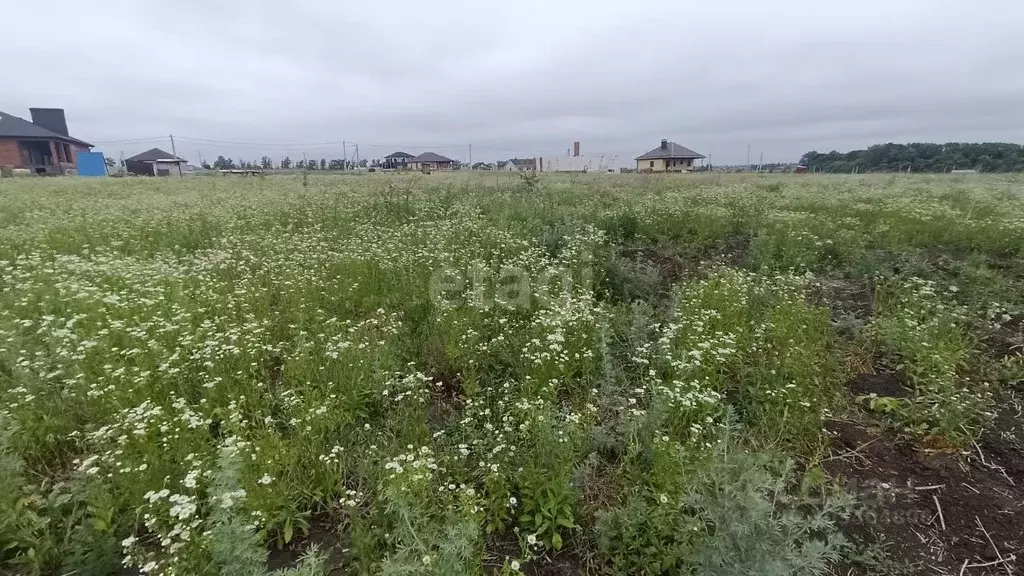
top-left (0, 172), bottom-right (1022, 575)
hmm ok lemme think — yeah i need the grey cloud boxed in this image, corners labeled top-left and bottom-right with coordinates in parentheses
top-left (3, 0), bottom-right (1023, 165)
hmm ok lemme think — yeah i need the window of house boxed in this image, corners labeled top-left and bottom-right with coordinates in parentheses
top-left (63, 143), bottom-right (73, 164)
top-left (54, 143), bottom-right (64, 163)
top-left (650, 160), bottom-right (654, 168)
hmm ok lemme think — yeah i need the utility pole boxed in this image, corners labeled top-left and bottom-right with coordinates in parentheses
top-left (170, 134), bottom-right (182, 176)
top-left (747, 145), bottom-right (751, 169)
top-left (354, 144), bottom-right (360, 167)
top-left (468, 144), bottom-right (472, 169)
top-left (342, 141), bottom-right (347, 170)
top-left (758, 152), bottom-right (763, 172)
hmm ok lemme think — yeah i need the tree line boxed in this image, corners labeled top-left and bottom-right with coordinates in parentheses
top-left (800, 143), bottom-right (1024, 173)
top-left (205, 155), bottom-right (373, 171)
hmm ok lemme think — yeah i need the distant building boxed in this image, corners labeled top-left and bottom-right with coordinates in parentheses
top-left (410, 152), bottom-right (455, 171)
top-left (635, 139), bottom-right (705, 172)
top-left (0, 107), bottom-right (93, 174)
top-left (384, 151), bottom-right (414, 169)
top-left (540, 155), bottom-right (618, 172)
top-left (537, 141), bottom-right (618, 173)
top-left (500, 158), bottom-right (536, 171)
top-left (471, 162), bottom-right (493, 170)
top-left (124, 148), bottom-right (188, 177)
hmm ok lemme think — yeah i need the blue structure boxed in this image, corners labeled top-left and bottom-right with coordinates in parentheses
top-left (75, 151), bottom-right (108, 177)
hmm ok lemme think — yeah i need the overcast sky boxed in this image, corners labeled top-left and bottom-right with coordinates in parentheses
top-left (3, 0), bottom-right (1023, 165)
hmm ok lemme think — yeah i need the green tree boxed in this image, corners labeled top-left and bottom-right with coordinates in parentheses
top-left (212, 156), bottom-right (236, 170)
top-left (801, 142), bottom-right (1024, 173)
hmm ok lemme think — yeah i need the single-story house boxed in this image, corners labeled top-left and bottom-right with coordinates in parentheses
top-left (125, 148), bottom-right (188, 177)
top-left (0, 107), bottom-right (93, 174)
top-left (635, 139), bottom-right (705, 172)
top-left (384, 151), bottom-right (414, 169)
top-left (500, 158), bottom-right (536, 171)
top-left (410, 152), bottom-right (455, 171)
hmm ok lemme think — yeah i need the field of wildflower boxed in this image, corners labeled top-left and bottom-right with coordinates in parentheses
top-left (1, 173), bottom-right (1022, 575)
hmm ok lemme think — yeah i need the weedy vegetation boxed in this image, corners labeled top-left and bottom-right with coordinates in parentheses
top-left (0, 173), bottom-right (1022, 575)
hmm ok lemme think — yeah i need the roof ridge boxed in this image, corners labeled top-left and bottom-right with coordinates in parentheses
top-left (635, 140), bottom-right (705, 160)
top-left (0, 110), bottom-right (92, 147)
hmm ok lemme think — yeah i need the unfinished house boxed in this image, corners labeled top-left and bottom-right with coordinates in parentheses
top-left (124, 148), bottom-right (188, 177)
top-left (0, 108), bottom-right (93, 174)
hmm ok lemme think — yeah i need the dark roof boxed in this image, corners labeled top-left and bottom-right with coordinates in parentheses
top-left (125, 148), bottom-right (187, 163)
top-left (635, 141), bottom-right (705, 160)
top-left (411, 152), bottom-right (454, 163)
top-left (385, 151), bottom-right (414, 159)
top-left (0, 110), bottom-right (92, 147)
top-left (509, 158), bottom-right (535, 167)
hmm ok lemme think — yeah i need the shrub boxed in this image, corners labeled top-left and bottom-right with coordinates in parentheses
top-left (870, 277), bottom-right (993, 446)
top-left (595, 428), bottom-right (853, 575)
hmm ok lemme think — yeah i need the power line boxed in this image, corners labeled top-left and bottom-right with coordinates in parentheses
top-left (89, 135), bottom-right (612, 161)
top-left (90, 136), bottom-right (169, 144)
top-left (174, 136), bottom-right (352, 146)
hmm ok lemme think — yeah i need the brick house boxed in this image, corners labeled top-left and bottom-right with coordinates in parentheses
top-left (384, 151), bottom-right (414, 170)
top-left (635, 139), bottom-right (705, 172)
top-left (409, 152), bottom-right (455, 171)
top-left (0, 108), bottom-right (92, 174)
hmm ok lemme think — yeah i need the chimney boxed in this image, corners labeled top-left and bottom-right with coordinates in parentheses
top-left (660, 139), bottom-right (668, 150)
top-left (30, 108), bottom-right (69, 137)
top-left (573, 141), bottom-right (580, 157)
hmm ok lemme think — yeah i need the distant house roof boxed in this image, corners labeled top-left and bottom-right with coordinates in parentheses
top-left (509, 158), bottom-right (536, 167)
top-left (411, 152), bottom-right (454, 163)
top-left (125, 148), bottom-right (187, 163)
top-left (635, 141), bottom-right (705, 160)
top-left (385, 151), bottom-right (414, 159)
top-left (0, 110), bottom-right (92, 147)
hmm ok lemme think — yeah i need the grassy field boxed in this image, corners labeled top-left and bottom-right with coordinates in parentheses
top-left (1, 173), bottom-right (1022, 575)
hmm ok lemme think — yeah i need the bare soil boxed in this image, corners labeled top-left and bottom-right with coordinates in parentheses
top-left (267, 520), bottom-right (347, 574)
top-left (846, 370), bottom-right (912, 399)
top-left (824, 412), bottom-right (1024, 576)
top-left (484, 532), bottom-right (584, 576)
top-left (985, 315), bottom-right (1024, 361)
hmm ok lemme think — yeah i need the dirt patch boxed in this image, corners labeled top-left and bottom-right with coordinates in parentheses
top-left (484, 533), bottom-right (584, 576)
top-left (618, 233), bottom-right (752, 285)
top-left (619, 246), bottom-right (689, 285)
top-left (266, 522), bottom-right (346, 574)
top-left (824, 419), bottom-right (1024, 575)
top-left (984, 315), bottom-right (1024, 361)
top-left (847, 371), bottom-right (911, 399)
top-left (719, 232), bottom-right (752, 268)
top-left (979, 401), bottom-right (1024, 482)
